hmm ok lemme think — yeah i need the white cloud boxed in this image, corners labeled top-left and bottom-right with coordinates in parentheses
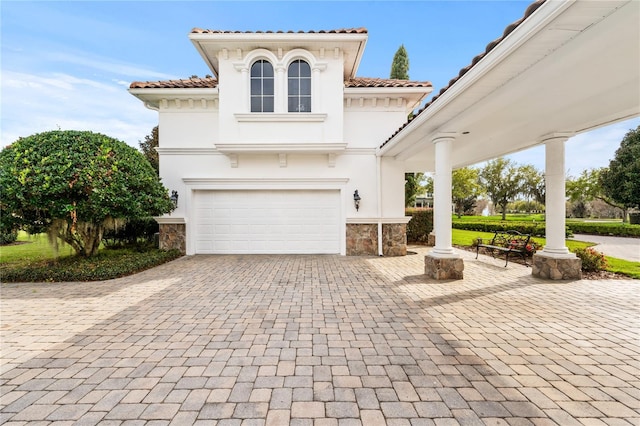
top-left (1, 70), bottom-right (157, 148)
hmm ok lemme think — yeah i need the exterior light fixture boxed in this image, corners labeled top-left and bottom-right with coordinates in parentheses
top-left (170, 190), bottom-right (179, 209)
top-left (353, 190), bottom-right (361, 211)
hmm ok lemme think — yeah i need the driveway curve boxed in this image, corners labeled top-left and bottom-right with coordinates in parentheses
top-left (570, 234), bottom-right (640, 262)
top-left (1, 248), bottom-right (638, 424)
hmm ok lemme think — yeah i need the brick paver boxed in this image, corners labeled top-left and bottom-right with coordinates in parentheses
top-left (1, 247), bottom-right (638, 424)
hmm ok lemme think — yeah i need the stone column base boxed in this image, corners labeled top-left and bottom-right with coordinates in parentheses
top-left (532, 253), bottom-right (582, 280)
top-left (382, 223), bottom-right (407, 257)
top-left (425, 255), bottom-right (464, 280)
top-left (159, 223), bottom-right (186, 254)
top-left (346, 223), bottom-right (377, 256)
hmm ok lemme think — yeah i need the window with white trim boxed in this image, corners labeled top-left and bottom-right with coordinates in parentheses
top-left (250, 60), bottom-right (274, 112)
top-left (288, 60), bottom-right (311, 112)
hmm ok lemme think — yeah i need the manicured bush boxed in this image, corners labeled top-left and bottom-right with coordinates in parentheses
top-left (573, 247), bottom-right (608, 272)
top-left (451, 221), bottom-right (549, 237)
top-left (0, 248), bottom-right (181, 282)
top-left (0, 229), bottom-right (18, 245)
top-left (406, 209), bottom-right (433, 243)
top-left (103, 217), bottom-right (159, 247)
top-left (566, 222), bottom-right (640, 237)
top-left (628, 212), bottom-right (640, 225)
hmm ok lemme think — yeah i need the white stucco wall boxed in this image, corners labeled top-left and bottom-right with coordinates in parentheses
top-left (148, 40), bottom-right (427, 255)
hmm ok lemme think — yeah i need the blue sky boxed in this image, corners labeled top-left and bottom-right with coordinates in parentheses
top-left (2, 0), bottom-right (638, 175)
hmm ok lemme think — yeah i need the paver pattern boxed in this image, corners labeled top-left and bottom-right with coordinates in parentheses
top-left (1, 247), bottom-right (638, 425)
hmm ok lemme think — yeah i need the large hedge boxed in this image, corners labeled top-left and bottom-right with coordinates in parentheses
top-left (565, 222), bottom-right (640, 237)
top-left (0, 130), bottom-right (174, 256)
top-left (406, 209), bottom-right (433, 243)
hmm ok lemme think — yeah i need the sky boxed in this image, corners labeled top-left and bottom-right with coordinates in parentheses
top-left (2, 0), bottom-right (638, 176)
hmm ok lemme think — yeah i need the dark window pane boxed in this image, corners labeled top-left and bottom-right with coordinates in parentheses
top-left (251, 97), bottom-right (261, 112)
top-left (300, 97), bottom-right (311, 112)
top-left (251, 79), bottom-right (262, 95)
top-left (262, 62), bottom-right (274, 77)
top-left (289, 61), bottom-right (299, 77)
top-left (251, 62), bottom-right (262, 77)
top-left (288, 97), bottom-right (298, 112)
top-left (263, 78), bottom-right (274, 95)
top-left (288, 79), bottom-right (298, 96)
top-left (299, 61), bottom-right (311, 76)
top-left (263, 96), bottom-right (274, 112)
top-left (300, 78), bottom-right (311, 95)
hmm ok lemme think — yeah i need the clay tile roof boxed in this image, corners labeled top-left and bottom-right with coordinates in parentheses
top-left (345, 77), bottom-right (432, 88)
top-left (380, 0), bottom-right (546, 149)
top-left (129, 76), bottom-right (218, 89)
top-left (190, 28), bottom-right (368, 34)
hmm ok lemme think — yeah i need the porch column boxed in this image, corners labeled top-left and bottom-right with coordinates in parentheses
top-left (425, 134), bottom-right (464, 279)
top-left (532, 134), bottom-right (582, 279)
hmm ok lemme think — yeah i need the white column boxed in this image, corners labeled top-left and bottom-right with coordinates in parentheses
top-left (276, 66), bottom-right (286, 113)
top-left (541, 135), bottom-right (572, 256)
top-left (240, 67), bottom-right (249, 112)
top-left (431, 135), bottom-right (458, 258)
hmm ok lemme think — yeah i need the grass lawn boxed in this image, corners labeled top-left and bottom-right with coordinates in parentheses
top-left (451, 229), bottom-right (638, 279)
top-left (0, 232), bottom-right (74, 264)
top-left (453, 214), bottom-right (546, 222)
top-left (1, 232), bottom-right (181, 282)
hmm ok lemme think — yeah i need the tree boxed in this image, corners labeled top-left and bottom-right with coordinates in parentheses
top-left (139, 125), bottom-right (159, 174)
top-left (405, 172), bottom-right (425, 207)
top-left (0, 130), bottom-right (174, 256)
top-left (566, 168), bottom-right (627, 221)
top-left (451, 167), bottom-right (482, 218)
top-left (519, 164), bottom-right (545, 210)
top-left (478, 158), bottom-right (524, 220)
top-left (390, 45), bottom-right (409, 80)
top-left (600, 125), bottom-right (640, 218)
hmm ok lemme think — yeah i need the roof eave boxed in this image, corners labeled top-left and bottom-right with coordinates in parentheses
top-left (378, 0), bottom-right (569, 157)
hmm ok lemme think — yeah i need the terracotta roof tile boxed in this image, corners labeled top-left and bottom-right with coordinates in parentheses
top-left (345, 77), bottom-right (432, 88)
top-left (380, 0), bottom-right (546, 149)
top-left (190, 28), bottom-right (368, 34)
top-left (130, 77), bottom-right (218, 89)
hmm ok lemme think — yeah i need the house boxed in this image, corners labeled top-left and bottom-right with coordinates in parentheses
top-left (130, 28), bottom-right (433, 257)
top-left (131, 0), bottom-right (638, 281)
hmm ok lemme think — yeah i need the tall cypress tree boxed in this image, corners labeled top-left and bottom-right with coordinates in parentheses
top-left (390, 44), bottom-right (409, 80)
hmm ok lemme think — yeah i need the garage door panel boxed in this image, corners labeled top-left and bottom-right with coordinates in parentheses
top-left (194, 190), bottom-right (341, 254)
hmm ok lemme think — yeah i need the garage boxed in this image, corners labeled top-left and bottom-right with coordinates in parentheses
top-left (193, 190), bottom-right (341, 254)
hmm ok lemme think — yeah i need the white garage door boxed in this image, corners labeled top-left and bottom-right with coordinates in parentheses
top-left (194, 190), bottom-right (341, 254)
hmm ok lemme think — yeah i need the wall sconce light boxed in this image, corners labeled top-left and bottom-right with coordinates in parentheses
top-left (170, 190), bottom-right (179, 209)
top-left (353, 190), bottom-right (361, 211)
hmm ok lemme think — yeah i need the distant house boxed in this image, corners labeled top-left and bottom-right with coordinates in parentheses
top-left (130, 28), bottom-right (432, 256)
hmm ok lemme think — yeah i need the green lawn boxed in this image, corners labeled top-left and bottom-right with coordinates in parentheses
top-left (451, 229), bottom-right (638, 279)
top-left (454, 214), bottom-right (546, 222)
top-left (0, 232), bottom-right (74, 264)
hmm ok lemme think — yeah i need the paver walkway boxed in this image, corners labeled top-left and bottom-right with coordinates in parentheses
top-left (1, 248), bottom-right (638, 425)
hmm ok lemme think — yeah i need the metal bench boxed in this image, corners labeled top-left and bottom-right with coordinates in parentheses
top-left (475, 230), bottom-right (532, 267)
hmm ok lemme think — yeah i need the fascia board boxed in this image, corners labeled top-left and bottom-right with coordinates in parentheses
top-left (128, 88), bottom-right (219, 98)
top-left (344, 87), bottom-right (433, 97)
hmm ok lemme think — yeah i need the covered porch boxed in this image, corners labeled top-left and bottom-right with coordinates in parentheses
top-left (379, 0), bottom-right (640, 279)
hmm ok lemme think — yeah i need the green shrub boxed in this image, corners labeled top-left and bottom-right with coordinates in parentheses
top-left (406, 209), bottom-right (433, 243)
top-left (573, 247), bottom-right (608, 272)
top-left (566, 222), bottom-right (640, 237)
top-left (451, 221), bottom-right (553, 237)
top-left (103, 217), bottom-right (159, 247)
top-left (0, 248), bottom-right (181, 282)
top-left (0, 229), bottom-right (18, 245)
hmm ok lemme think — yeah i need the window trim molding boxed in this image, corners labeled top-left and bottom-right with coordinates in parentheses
top-left (234, 48), bottom-right (327, 113)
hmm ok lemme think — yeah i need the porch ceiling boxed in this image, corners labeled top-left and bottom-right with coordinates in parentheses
top-left (379, 0), bottom-right (640, 172)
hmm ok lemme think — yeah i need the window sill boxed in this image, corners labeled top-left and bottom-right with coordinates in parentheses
top-left (235, 113), bottom-right (327, 122)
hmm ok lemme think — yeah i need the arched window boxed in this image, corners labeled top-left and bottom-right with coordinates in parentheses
top-left (288, 60), bottom-right (311, 112)
top-left (250, 60), bottom-right (274, 112)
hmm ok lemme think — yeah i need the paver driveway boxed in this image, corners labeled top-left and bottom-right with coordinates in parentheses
top-left (1, 247), bottom-right (638, 425)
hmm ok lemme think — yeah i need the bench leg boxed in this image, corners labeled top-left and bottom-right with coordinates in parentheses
top-left (504, 252), bottom-right (509, 267)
